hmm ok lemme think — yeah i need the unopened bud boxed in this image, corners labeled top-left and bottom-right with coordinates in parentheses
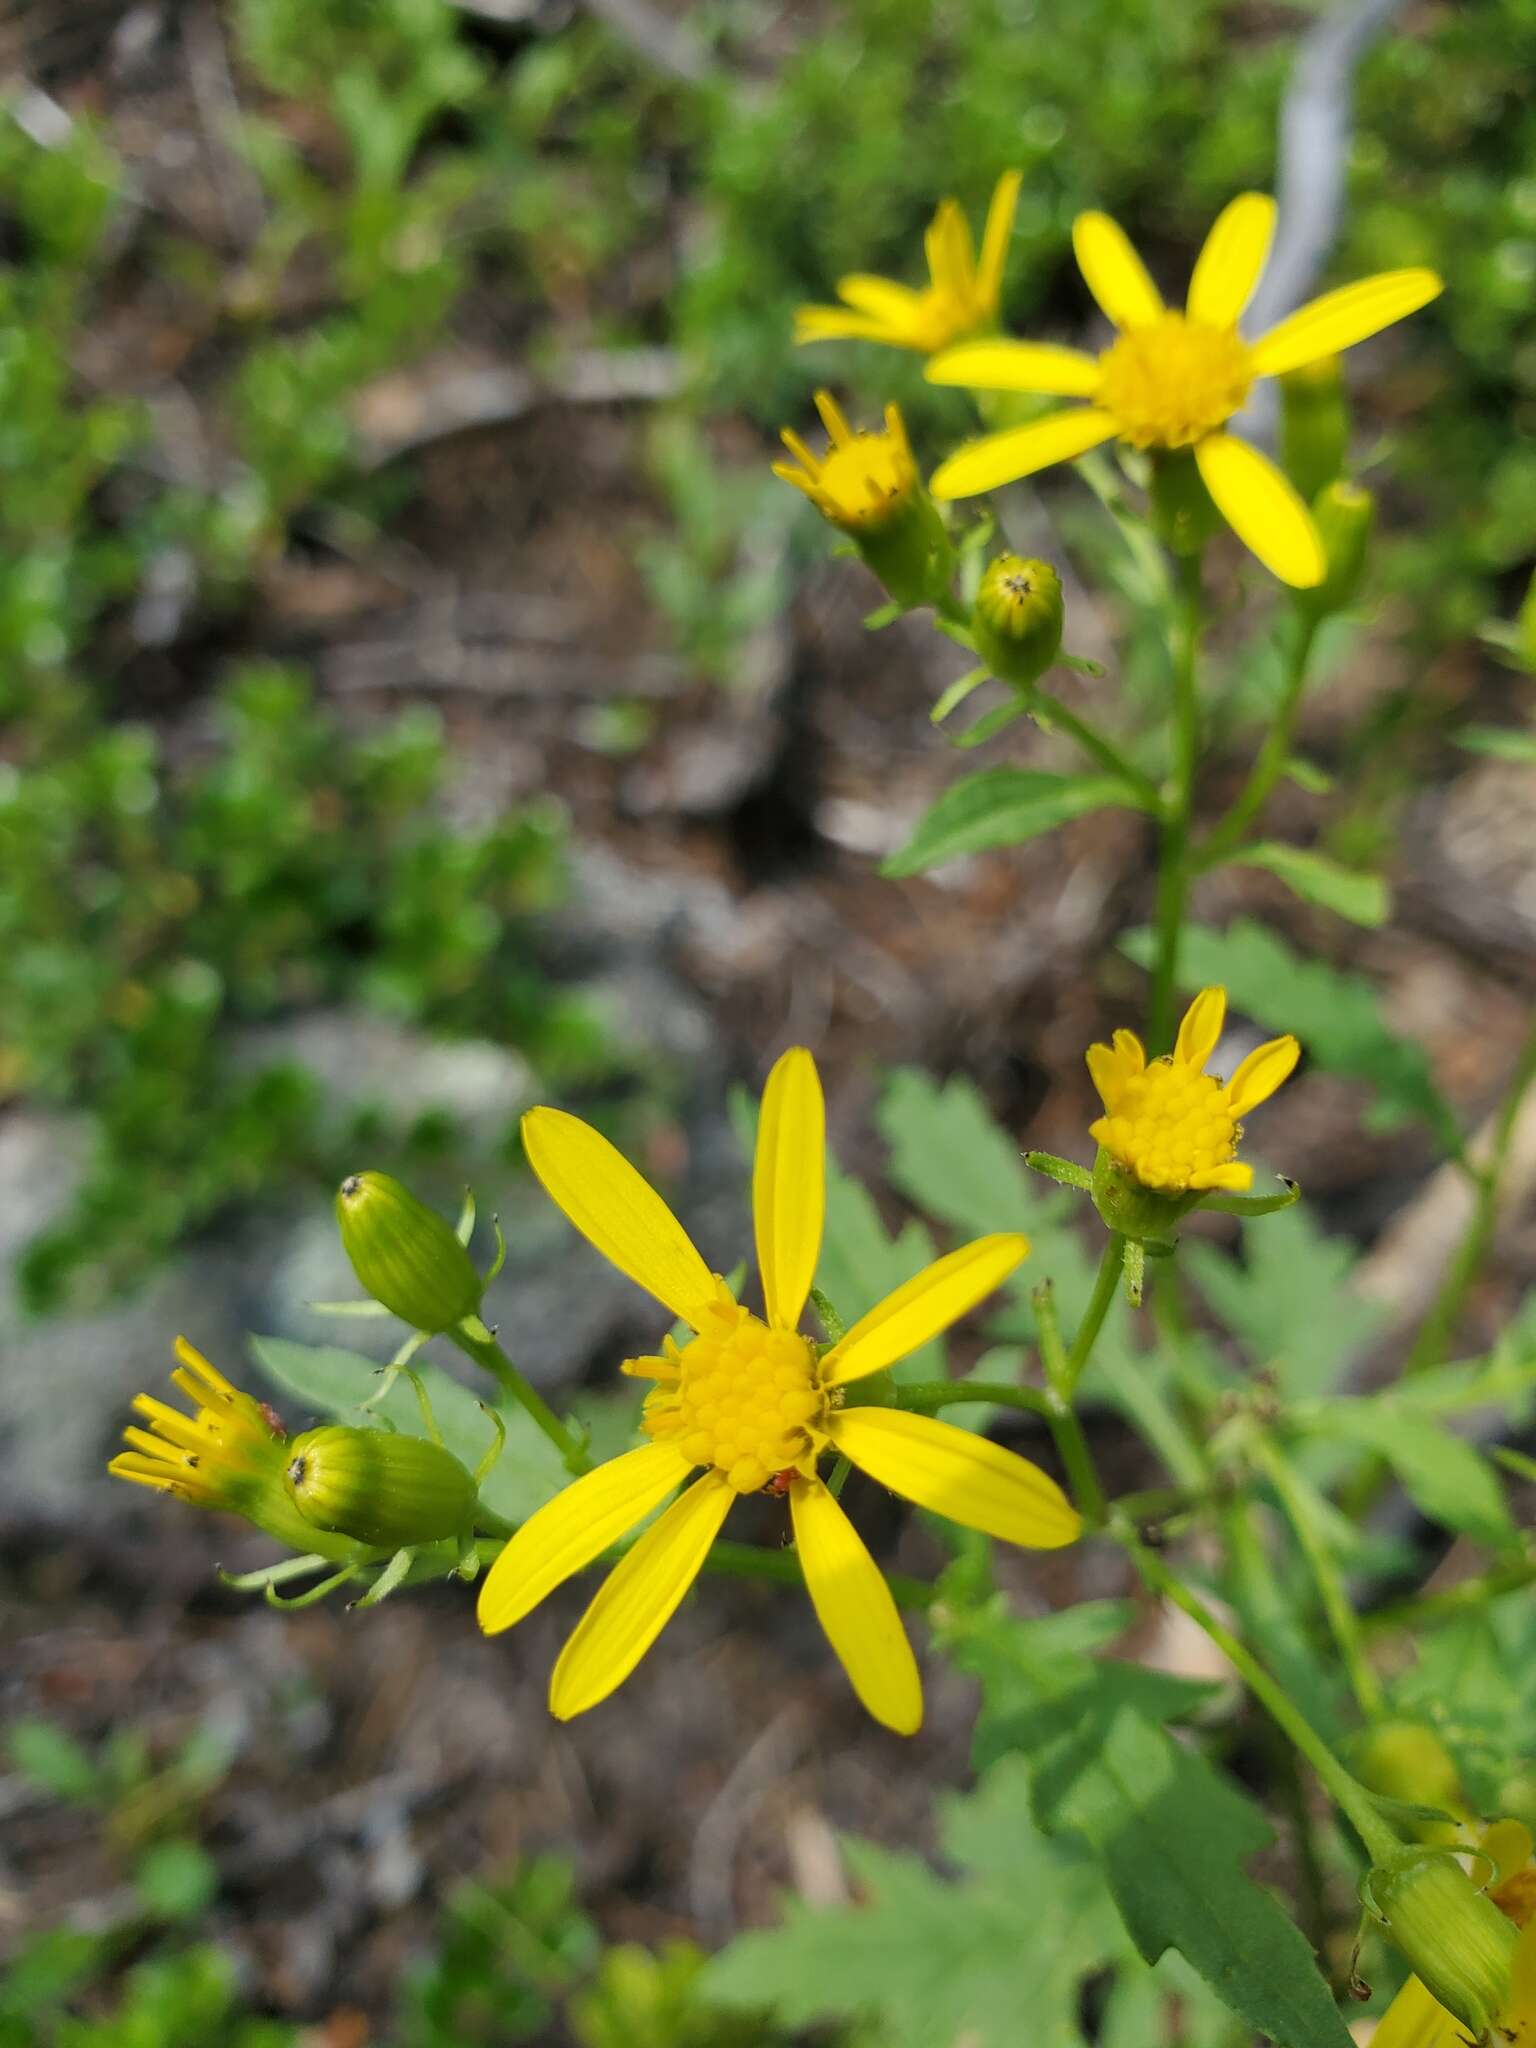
top-left (1280, 356), bottom-right (1349, 503)
top-left (1298, 481), bottom-right (1374, 618)
top-left (1352, 1720), bottom-right (1466, 1843)
top-left (286, 1425), bottom-right (478, 1548)
top-left (336, 1172), bottom-right (482, 1333)
top-left (1368, 1850), bottom-right (1518, 2038)
top-left (972, 555), bottom-right (1064, 687)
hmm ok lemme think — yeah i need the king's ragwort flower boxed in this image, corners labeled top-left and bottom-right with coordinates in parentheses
top-left (926, 193), bottom-right (1441, 586)
top-left (1088, 986), bottom-right (1299, 1195)
top-left (795, 170), bottom-right (1022, 356)
top-left (479, 1048), bottom-right (1080, 1733)
top-left (1372, 1822), bottom-right (1536, 2048)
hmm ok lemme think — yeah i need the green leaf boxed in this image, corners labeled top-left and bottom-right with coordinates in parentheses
top-left (1120, 918), bottom-right (1460, 1147)
top-left (249, 1335), bottom-right (589, 1524)
top-left (1181, 1203), bottom-right (1381, 1401)
top-left (1456, 724), bottom-right (1536, 762)
top-left (134, 1839), bottom-right (220, 1922)
top-left (1282, 756), bottom-right (1334, 795)
top-left (7, 1719), bottom-right (101, 1805)
top-left (1294, 1399), bottom-right (1515, 1548)
top-left (702, 1759), bottom-right (1124, 2048)
top-left (1227, 843), bottom-right (1389, 927)
top-left (882, 767), bottom-right (1144, 876)
top-left (943, 1608), bottom-right (1354, 2048)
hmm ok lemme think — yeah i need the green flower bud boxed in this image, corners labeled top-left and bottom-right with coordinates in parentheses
top-left (1298, 481), bottom-right (1374, 619)
top-left (1090, 1151), bottom-right (1201, 1249)
top-left (1280, 355), bottom-right (1349, 503)
top-left (972, 555), bottom-right (1064, 687)
top-left (1352, 1721), bottom-right (1467, 1832)
top-left (285, 1425), bottom-right (478, 1548)
top-left (1367, 1850), bottom-right (1518, 2038)
top-left (336, 1171), bottom-right (482, 1332)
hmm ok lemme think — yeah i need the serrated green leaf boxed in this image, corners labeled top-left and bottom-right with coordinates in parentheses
top-left (1181, 1203), bottom-right (1381, 1400)
top-left (882, 767), bottom-right (1144, 876)
top-left (1294, 1399), bottom-right (1515, 1548)
top-left (942, 1608), bottom-right (1353, 2048)
top-left (702, 1760), bottom-right (1122, 2048)
top-left (1227, 843), bottom-right (1389, 927)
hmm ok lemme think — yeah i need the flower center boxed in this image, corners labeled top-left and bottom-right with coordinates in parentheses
top-left (814, 432), bottom-right (916, 530)
top-left (1095, 1058), bottom-right (1238, 1192)
top-left (1097, 313), bottom-right (1254, 449)
top-left (640, 1294), bottom-right (828, 1494)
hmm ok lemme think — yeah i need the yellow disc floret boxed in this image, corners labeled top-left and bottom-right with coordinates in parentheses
top-left (1087, 986), bottom-right (1300, 1196)
top-left (1096, 313), bottom-right (1255, 450)
top-left (632, 1285), bottom-right (829, 1494)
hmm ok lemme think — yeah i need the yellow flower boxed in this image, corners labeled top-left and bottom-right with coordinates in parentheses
top-left (110, 1337), bottom-right (287, 1509)
top-left (773, 391), bottom-right (919, 531)
top-left (1088, 986), bottom-right (1299, 1195)
top-left (926, 193), bottom-right (1442, 586)
top-left (1373, 1823), bottom-right (1536, 2048)
top-left (795, 170), bottom-right (1023, 355)
top-left (478, 1047), bottom-right (1080, 1734)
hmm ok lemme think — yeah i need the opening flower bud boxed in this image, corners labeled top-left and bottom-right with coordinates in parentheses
top-left (1298, 481), bottom-right (1374, 619)
top-left (1368, 1849), bottom-right (1519, 2038)
top-left (286, 1426), bottom-right (479, 1549)
top-left (773, 393), bottom-right (954, 609)
top-left (1352, 1720), bottom-right (1468, 1837)
top-left (1280, 355), bottom-right (1349, 503)
top-left (972, 555), bottom-right (1064, 687)
top-left (336, 1171), bottom-right (483, 1332)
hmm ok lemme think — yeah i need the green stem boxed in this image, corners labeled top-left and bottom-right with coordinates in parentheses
top-left (1027, 680), bottom-right (1162, 808)
top-left (1402, 1020), bottom-right (1536, 1376)
top-left (467, 1533), bottom-right (936, 1611)
top-left (1033, 1276), bottom-right (1110, 1526)
top-left (1361, 1553), bottom-right (1536, 1634)
top-left (1117, 1522), bottom-right (1401, 1864)
top-left (472, 1504), bottom-right (519, 1541)
top-left (1249, 1432), bottom-right (1384, 1721)
top-left (1195, 609), bottom-right (1321, 870)
top-left (450, 1323), bottom-right (593, 1476)
top-left (1065, 1236), bottom-right (1124, 1396)
top-left (895, 1380), bottom-right (1054, 1420)
top-left (1149, 555), bottom-right (1204, 1051)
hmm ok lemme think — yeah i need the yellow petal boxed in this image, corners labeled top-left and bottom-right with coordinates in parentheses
top-left (1186, 193), bottom-right (1276, 327)
top-left (978, 169), bottom-right (1025, 309)
top-left (821, 1234), bottom-right (1029, 1386)
top-left (1486, 1818), bottom-right (1534, 1885)
top-left (836, 274), bottom-right (926, 323)
top-left (829, 1408), bottom-right (1080, 1547)
top-left (1174, 985), bottom-right (1227, 1072)
top-left (1072, 210), bottom-right (1164, 329)
top-left (1225, 1032), bottom-right (1301, 1116)
top-left (1368, 1974), bottom-right (1465, 2048)
top-left (549, 1472), bottom-right (734, 1719)
top-left (1188, 1161), bottom-right (1253, 1192)
top-left (753, 1047), bottom-right (825, 1331)
top-left (521, 1107), bottom-right (716, 1329)
top-left (814, 389), bottom-right (854, 447)
top-left (925, 339), bottom-right (1102, 396)
top-left (926, 197), bottom-right (977, 298)
top-left (1086, 1042), bottom-right (1130, 1112)
top-left (476, 1442), bottom-right (692, 1634)
top-left (794, 305), bottom-right (910, 347)
top-left (930, 408), bottom-right (1117, 500)
top-left (1250, 267), bottom-right (1442, 377)
top-left (1111, 1028), bottom-right (1146, 1074)
top-left (790, 1477), bottom-right (922, 1735)
top-left (1194, 433), bottom-right (1326, 588)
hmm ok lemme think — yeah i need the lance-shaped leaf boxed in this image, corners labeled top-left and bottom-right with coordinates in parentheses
top-left (883, 767), bottom-right (1147, 876)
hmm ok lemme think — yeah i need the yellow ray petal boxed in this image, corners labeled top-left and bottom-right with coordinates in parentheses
top-left (814, 389), bottom-right (854, 446)
top-left (835, 274), bottom-right (926, 323)
top-left (1072, 211), bottom-right (1164, 330)
top-left (925, 339), bottom-right (1102, 396)
top-left (1193, 433), bottom-right (1326, 588)
top-left (821, 1235), bottom-right (1029, 1386)
top-left (753, 1046), bottom-right (825, 1332)
top-left (926, 198), bottom-right (976, 298)
top-left (1250, 268), bottom-right (1442, 377)
top-left (790, 1477), bottom-right (922, 1734)
top-left (829, 1408), bottom-right (1080, 1547)
top-left (1186, 193), bottom-right (1276, 328)
top-left (1111, 1028), bottom-right (1145, 1073)
top-left (548, 1472), bottom-right (734, 1719)
top-left (1188, 1161), bottom-right (1253, 1191)
top-left (1086, 1042), bottom-right (1132, 1111)
top-left (930, 408), bottom-right (1116, 500)
top-left (1225, 1033), bottom-right (1301, 1116)
top-left (794, 305), bottom-right (910, 347)
top-left (1368, 1974), bottom-right (1464, 2048)
top-left (978, 169), bottom-right (1024, 308)
top-left (477, 1441), bottom-right (692, 1634)
top-left (1174, 985), bottom-right (1227, 1071)
top-left (521, 1107), bottom-right (716, 1329)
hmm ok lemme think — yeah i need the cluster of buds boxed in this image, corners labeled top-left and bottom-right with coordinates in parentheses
top-left (110, 1173), bottom-right (508, 1605)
